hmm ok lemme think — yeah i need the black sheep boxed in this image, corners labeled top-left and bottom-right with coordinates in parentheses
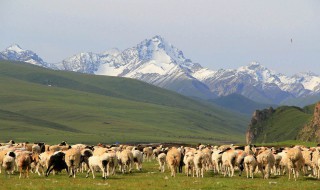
top-left (45, 152), bottom-right (68, 177)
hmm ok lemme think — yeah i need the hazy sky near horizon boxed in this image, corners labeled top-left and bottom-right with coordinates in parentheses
top-left (1, 0), bottom-right (319, 75)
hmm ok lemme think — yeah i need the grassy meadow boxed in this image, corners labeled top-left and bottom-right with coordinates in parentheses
top-left (0, 60), bottom-right (249, 144)
top-left (1, 160), bottom-right (319, 190)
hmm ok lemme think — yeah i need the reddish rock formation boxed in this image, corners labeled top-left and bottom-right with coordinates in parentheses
top-left (298, 102), bottom-right (320, 142)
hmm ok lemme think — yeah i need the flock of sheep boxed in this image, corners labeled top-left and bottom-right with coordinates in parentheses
top-left (1, 140), bottom-right (320, 181)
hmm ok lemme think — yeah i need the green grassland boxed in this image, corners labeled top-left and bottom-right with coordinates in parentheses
top-left (1, 160), bottom-right (319, 190)
top-left (0, 60), bottom-right (249, 144)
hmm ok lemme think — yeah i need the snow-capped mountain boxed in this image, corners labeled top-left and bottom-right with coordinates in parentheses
top-left (1, 36), bottom-right (320, 105)
top-left (0, 44), bottom-right (57, 69)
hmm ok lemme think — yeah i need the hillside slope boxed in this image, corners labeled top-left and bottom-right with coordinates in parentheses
top-left (209, 93), bottom-right (275, 115)
top-left (246, 105), bottom-right (314, 144)
top-left (0, 60), bottom-right (248, 144)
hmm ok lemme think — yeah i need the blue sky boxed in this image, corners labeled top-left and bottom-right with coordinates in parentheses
top-left (1, 0), bottom-right (319, 75)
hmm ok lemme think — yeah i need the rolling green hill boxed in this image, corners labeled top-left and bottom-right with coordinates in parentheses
top-left (209, 93), bottom-right (275, 115)
top-left (246, 105), bottom-right (314, 144)
top-left (0, 60), bottom-right (248, 144)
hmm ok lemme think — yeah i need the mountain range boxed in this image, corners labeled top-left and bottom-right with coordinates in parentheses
top-left (2, 35), bottom-right (320, 106)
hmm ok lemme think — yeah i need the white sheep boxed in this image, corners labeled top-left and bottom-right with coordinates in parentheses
top-left (118, 149), bottom-right (134, 174)
top-left (2, 151), bottom-right (16, 177)
top-left (256, 149), bottom-right (275, 179)
top-left (143, 147), bottom-right (153, 162)
top-left (64, 148), bottom-right (81, 178)
top-left (183, 151), bottom-right (194, 177)
top-left (243, 155), bottom-right (257, 179)
top-left (158, 153), bottom-right (166, 173)
top-left (132, 149), bottom-right (143, 171)
top-left (211, 149), bottom-right (223, 174)
top-left (194, 151), bottom-right (205, 178)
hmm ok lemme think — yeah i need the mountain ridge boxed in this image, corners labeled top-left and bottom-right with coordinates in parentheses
top-left (2, 36), bottom-right (320, 106)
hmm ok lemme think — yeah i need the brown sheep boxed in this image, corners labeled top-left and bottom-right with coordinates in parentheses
top-left (64, 148), bottom-right (81, 178)
top-left (17, 152), bottom-right (33, 179)
top-left (166, 147), bottom-right (181, 177)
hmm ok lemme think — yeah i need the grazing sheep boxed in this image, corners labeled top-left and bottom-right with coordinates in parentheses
top-left (183, 151), bottom-right (194, 177)
top-left (93, 147), bottom-right (108, 156)
top-left (64, 148), bottom-right (81, 178)
top-left (2, 151), bottom-right (16, 177)
top-left (194, 151), bottom-right (205, 178)
top-left (79, 149), bottom-right (93, 173)
top-left (0, 149), bottom-right (10, 174)
top-left (17, 152), bottom-right (33, 179)
top-left (86, 152), bottom-right (116, 179)
top-left (132, 149), bottom-right (143, 171)
top-left (106, 151), bottom-right (118, 176)
top-left (221, 148), bottom-right (237, 177)
top-left (243, 155), bottom-right (257, 179)
top-left (119, 149), bottom-right (134, 174)
top-left (37, 151), bottom-right (54, 176)
top-left (211, 149), bottom-right (223, 174)
top-left (256, 149), bottom-right (275, 179)
top-left (166, 147), bottom-right (181, 177)
top-left (312, 148), bottom-right (320, 179)
top-left (158, 153), bottom-right (166, 173)
top-left (235, 150), bottom-right (247, 176)
top-left (286, 147), bottom-right (305, 180)
top-left (32, 144), bottom-right (41, 154)
top-left (143, 147), bottom-right (153, 162)
top-left (86, 154), bottom-right (108, 179)
top-left (45, 152), bottom-right (68, 177)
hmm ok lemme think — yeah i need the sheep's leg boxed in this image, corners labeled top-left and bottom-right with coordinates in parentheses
top-left (19, 167), bottom-right (22, 179)
top-left (230, 164), bottom-right (234, 177)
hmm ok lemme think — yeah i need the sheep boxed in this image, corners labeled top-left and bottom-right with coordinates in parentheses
top-left (86, 152), bottom-right (117, 179)
top-left (118, 149), bottom-right (134, 174)
top-left (49, 144), bottom-right (70, 152)
top-left (211, 149), bottom-right (223, 174)
top-left (32, 144), bottom-right (41, 154)
top-left (201, 147), bottom-right (212, 172)
top-left (45, 152), bottom-right (68, 177)
top-left (143, 147), bottom-right (153, 162)
top-left (285, 147), bottom-right (305, 181)
top-left (79, 149), bottom-right (93, 173)
top-left (221, 148), bottom-right (237, 177)
top-left (105, 151), bottom-right (118, 176)
top-left (301, 148), bottom-right (313, 175)
top-left (0, 149), bottom-right (10, 174)
top-left (243, 155), bottom-right (257, 179)
top-left (37, 151), bottom-right (54, 176)
top-left (234, 149), bottom-right (247, 176)
top-left (17, 152), bottom-right (33, 179)
top-left (256, 149), bottom-right (275, 179)
top-left (86, 154), bottom-right (108, 179)
top-left (93, 147), bottom-right (108, 156)
top-left (64, 148), bottom-right (81, 178)
top-left (166, 147), bottom-right (181, 177)
top-left (30, 153), bottom-right (40, 174)
top-left (183, 151), bottom-right (194, 177)
top-left (132, 149), bottom-right (143, 171)
top-left (312, 148), bottom-right (320, 179)
top-left (2, 151), bottom-right (16, 177)
top-left (194, 151), bottom-right (205, 178)
top-left (158, 153), bottom-right (166, 173)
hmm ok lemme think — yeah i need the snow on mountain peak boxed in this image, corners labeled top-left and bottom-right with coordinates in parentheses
top-left (6, 44), bottom-right (24, 53)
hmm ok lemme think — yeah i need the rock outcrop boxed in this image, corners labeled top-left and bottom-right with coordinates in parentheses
top-left (297, 102), bottom-right (320, 142)
top-left (246, 107), bottom-right (275, 144)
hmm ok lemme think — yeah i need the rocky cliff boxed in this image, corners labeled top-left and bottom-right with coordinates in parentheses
top-left (297, 102), bottom-right (320, 142)
top-left (246, 107), bottom-right (275, 144)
